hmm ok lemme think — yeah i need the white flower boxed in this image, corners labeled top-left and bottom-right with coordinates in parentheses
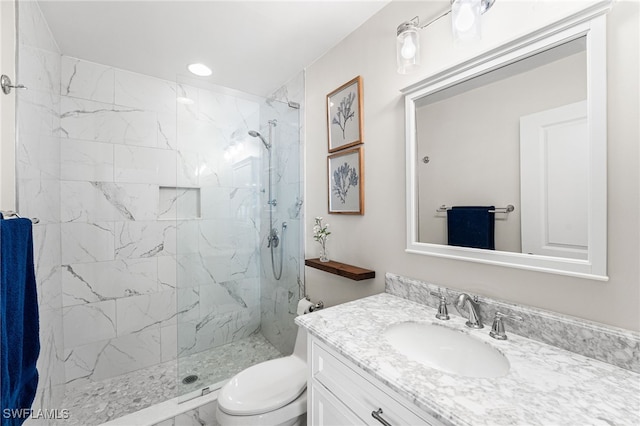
top-left (312, 217), bottom-right (331, 245)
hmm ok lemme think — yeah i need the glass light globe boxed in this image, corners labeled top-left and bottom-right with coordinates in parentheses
top-left (452, 0), bottom-right (482, 41)
top-left (397, 21), bottom-right (420, 74)
top-left (401, 36), bottom-right (417, 60)
top-left (454, 3), bottom-right (476, 32)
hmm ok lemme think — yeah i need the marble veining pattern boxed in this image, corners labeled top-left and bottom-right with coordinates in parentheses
top-left (297, 293), bottom-right (640, 426)
top-left (61, 56), bottom-right (115, 104)
top-left (61, 259), bottom-right (159, 306)
top-left (386, 273), bottom-right (640, 373)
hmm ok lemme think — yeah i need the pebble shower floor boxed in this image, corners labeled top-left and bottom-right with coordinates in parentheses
top-left (56, 334), bottom-right (281, 425)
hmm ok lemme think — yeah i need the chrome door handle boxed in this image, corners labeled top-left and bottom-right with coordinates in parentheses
top-left (371, 408), bottom-right (392, 426)
top-left (1, 75), bottom-right (27, 95)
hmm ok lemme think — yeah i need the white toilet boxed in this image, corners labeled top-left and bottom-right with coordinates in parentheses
top-left (215, 327), bottom-right (308, 426)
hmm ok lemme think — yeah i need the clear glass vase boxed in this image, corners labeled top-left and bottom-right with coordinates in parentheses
top-left (319, 244), bottom-right (329, 262)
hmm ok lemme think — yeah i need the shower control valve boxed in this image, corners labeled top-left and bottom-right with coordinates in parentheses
top-left (267, 228), bottom-right (280, 248)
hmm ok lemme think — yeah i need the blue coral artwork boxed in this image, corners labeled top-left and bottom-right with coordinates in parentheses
top-left (327, 76), bottom-right (363, 152)
top-left (328, 147), bottom-right (364, 214)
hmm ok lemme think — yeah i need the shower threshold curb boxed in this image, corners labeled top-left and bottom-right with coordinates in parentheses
top-left (99, 388), bottom-right (219, 426)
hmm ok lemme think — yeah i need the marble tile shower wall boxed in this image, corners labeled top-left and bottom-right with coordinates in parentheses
top-left (16, 0), bottom-right (65, 415)
top-left (58, 56), bottom-right (263, 386)
top-left (260, 72), bottom-right (305, 355)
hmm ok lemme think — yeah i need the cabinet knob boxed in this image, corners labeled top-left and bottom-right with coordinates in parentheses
top-left (371, 408), bottom-right (393, 426)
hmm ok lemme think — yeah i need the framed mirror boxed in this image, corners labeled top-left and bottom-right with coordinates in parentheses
top-left (403, 7), bottom-right (609, 280)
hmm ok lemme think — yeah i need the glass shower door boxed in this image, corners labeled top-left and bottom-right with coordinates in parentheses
top-left (174, 78), bottom-right (301, 398)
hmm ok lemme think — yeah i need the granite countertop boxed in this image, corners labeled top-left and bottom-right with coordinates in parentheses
top-left (296, 293), bottom-right (640, 426)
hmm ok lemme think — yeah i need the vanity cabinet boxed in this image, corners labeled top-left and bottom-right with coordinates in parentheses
top-left (308, 335), bottom-right (444, 426)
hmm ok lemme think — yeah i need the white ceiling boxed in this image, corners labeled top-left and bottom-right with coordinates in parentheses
top-left (38, 0), bottom-right (391, 96)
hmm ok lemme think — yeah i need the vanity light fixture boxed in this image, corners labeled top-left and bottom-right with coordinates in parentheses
top-left (397, 18), bottom-right (420, 74)
top-left (187, 63), bottom-right (212, 77)
top-left (396, 0), bottom-right (495, 74)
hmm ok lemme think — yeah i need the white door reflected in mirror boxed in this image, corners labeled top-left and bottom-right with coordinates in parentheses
top-left (520, 101), bottom-right (589, 260)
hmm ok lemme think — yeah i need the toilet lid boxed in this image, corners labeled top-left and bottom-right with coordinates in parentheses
top-left (218, 355), bottom-right (307, 416)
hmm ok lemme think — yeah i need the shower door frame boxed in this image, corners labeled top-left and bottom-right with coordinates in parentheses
top-left (0, 0), bottom-right (17, 210)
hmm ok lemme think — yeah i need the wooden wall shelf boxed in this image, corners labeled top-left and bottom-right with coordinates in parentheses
top-left (305, 258), bottom-right (375, 281)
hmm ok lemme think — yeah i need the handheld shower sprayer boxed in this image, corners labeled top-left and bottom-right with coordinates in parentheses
top-left (248, 130), bottom-right (271, 149)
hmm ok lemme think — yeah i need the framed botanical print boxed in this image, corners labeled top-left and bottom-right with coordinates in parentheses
top-left (327, 76), bottom-right (363, 153)
top-left (328, 147), bottom-right (364, 215)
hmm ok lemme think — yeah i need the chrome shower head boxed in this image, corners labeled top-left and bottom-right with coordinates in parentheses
top-left (248, 130), bottom-right (271, 149)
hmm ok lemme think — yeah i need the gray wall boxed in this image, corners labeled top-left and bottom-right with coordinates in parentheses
top-left (304, 1), bottom-right (640, 331)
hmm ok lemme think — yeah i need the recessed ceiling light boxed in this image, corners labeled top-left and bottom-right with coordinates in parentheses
top-left (187, 63), bottom-right (212, 77)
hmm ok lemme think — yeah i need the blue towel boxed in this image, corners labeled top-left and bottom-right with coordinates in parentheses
top-left (447, 206), bottom-right (495, 250)
top-left (1, 218), bottom-right (39, 426)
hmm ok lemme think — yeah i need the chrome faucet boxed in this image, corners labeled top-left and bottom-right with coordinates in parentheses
top-left (455, 293), bottom-right (483, 329)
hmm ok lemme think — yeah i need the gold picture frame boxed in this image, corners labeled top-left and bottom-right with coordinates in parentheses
top-left (327, 76), bottom-right (363, 153)
top-left (328, 147), bottom-right (364, 215)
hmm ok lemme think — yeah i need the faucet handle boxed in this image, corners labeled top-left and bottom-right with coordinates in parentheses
top-left (429, 291), bottom-right (449, 320)
top-left (489, 312), bottom-right (523, 340)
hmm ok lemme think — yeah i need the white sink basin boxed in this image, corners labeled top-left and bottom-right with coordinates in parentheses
top-left (383, 321), bottom-right (510, 378)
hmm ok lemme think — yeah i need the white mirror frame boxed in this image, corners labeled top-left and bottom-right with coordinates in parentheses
top-left (403, 4), bottom-right (610, 280)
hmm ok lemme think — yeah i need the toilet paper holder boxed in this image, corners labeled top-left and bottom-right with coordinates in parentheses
top-left (306, 297), bottom-right (324, 312)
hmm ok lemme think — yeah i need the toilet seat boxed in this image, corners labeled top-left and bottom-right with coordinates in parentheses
top-left (218, 355), bottom-right (307, 416)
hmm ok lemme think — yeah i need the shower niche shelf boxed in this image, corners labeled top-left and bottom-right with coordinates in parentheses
top-left (159, 187), bottom-right (201, 220)
top-left (305, 259), bottom-right (375, 281)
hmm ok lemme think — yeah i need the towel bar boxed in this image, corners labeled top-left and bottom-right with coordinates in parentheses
top-left (0, 210), bottom-right (40, 224)
top-left (436, 204), bottom-right (515, 214)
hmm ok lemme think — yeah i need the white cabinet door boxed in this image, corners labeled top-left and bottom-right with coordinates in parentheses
top-left (309, 336), bottom-right (442, 426)
top-left (520, 101), bottom-right (589, 260)
top-left (310, 382), bottom-right (364, 426)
